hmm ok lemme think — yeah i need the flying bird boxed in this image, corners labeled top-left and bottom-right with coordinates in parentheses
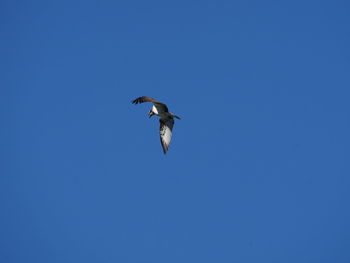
top-left (132, 96), bottom-right (181, 154)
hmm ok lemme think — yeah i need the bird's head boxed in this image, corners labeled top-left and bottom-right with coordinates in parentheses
top-left (148, 110), bottom-right (155, 118)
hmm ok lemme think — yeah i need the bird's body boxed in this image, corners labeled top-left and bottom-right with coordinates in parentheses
top-left (132, 96), bottom-right (180, 154)
top-left (150, 105), bottom-right (175, 119)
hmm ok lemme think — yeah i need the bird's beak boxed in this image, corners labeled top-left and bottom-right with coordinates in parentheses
top-left (148, 111), bottom-right (154, 118)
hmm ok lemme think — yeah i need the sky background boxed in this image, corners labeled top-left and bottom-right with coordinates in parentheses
top-left (1, 0), bottom-right (350, 262)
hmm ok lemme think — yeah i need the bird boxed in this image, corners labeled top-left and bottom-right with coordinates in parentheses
top-left (132, 96), bottom-right (181, 154)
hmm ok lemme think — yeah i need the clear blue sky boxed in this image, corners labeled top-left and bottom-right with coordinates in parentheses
top-left (1, 0), bottom-right (350, 262)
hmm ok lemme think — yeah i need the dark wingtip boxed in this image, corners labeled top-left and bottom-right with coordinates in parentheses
top-left (163, 144), bottom-right (169, 154)
top-left (160, 137), bottom-right (168, 154)
top-left (161, 144), bottom-right (167, 154)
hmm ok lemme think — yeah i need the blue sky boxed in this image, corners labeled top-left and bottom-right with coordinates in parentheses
top-left (1, 0), bottom-right (350, 262)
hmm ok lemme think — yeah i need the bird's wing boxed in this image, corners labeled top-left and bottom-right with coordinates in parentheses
top-left (159, 118), bottom-right (174, 154)
top-left (132, 96), bottom-right (169, 112)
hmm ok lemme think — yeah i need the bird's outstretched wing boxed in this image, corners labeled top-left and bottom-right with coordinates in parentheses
top-left (131, 96), bottom-right (158, 104)
top-left (159, 118), bottom-right (174, 154)
top-left (132, 96), bottom-right (169, 112)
